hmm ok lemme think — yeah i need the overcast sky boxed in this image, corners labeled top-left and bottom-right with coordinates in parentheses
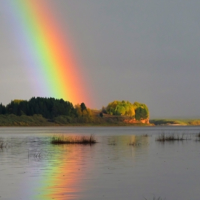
top-left (0, 0), bottom-right (200, 118)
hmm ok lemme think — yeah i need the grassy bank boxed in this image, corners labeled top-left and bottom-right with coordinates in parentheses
top-left (0, 114), bottom-right (54, 126)
top-left (0, 114), bottom-right (149, 126)
top-left (1, 114), bottom-right (199, 127)
top-left (150, 119), bottom-right (200, 126)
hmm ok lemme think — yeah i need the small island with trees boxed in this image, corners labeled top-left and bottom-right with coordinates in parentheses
top-left (0, 97), bottom-right (150, 126)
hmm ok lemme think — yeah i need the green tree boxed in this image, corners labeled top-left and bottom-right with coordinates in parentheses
top-left (135, 105), bottom-right (149, 120)
top-left (105, 100), bottom-right (149, 119)
top-left (80, 103), bottom-right (87, 112)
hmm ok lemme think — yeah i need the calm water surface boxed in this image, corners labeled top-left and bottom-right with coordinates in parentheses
top-left (0, 126), bottom-right (200, 200)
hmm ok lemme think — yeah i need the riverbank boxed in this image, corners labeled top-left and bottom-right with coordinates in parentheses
top-left (150, 119), bottom-right (200, 126)
top-left (1, 114), bottom-right (200, 126)
top-left (0, 114), bottom-right (150, 126)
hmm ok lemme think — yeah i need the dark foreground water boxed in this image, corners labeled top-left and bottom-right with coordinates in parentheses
top-left (0, 126), bottom-right (200, 200)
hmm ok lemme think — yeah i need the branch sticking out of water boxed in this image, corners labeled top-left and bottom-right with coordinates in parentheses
top-left (196, 132), bottom-right (200, 138)
top-left (108, 140), bottom-right (116, 145)
top-left (0, 138), bottom-right (8, 149)
top-left (128, 141), bottom-right (140, 146)
top-left (156, 133), bottom-right (189, 142)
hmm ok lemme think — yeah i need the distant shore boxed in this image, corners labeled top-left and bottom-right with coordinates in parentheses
top-left (0, 114), bottom-right (199, 127)
top-left (0, 114), bottom-right (150, 127)
top-left (150, 119), bottom-right (200, 126)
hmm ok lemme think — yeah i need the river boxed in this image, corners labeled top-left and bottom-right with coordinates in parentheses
top-left (0, 126), bottom-right (200, 200)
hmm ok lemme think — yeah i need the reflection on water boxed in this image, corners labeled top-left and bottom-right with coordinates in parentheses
top-left (37, 145), bottom-right (93, 200)
top-left (0, 127), bottom-right (200, 200)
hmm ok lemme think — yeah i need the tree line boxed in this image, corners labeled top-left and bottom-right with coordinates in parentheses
top-left (0, 97), bottom-right (149, 124)
top-left (0, 97), bottom-right (89, 119)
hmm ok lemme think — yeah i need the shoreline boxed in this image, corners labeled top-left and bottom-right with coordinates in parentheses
top-left (0, 124), bottom-right (200, 128)
top-left (0, 114), bottom-right (200, 127)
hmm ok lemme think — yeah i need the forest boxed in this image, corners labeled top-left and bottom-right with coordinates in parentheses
top-left (0, 97), bottom-right (149, 126)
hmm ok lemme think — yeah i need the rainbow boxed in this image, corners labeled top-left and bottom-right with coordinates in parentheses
top-left (3, 0), bottom-right (90, 105)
